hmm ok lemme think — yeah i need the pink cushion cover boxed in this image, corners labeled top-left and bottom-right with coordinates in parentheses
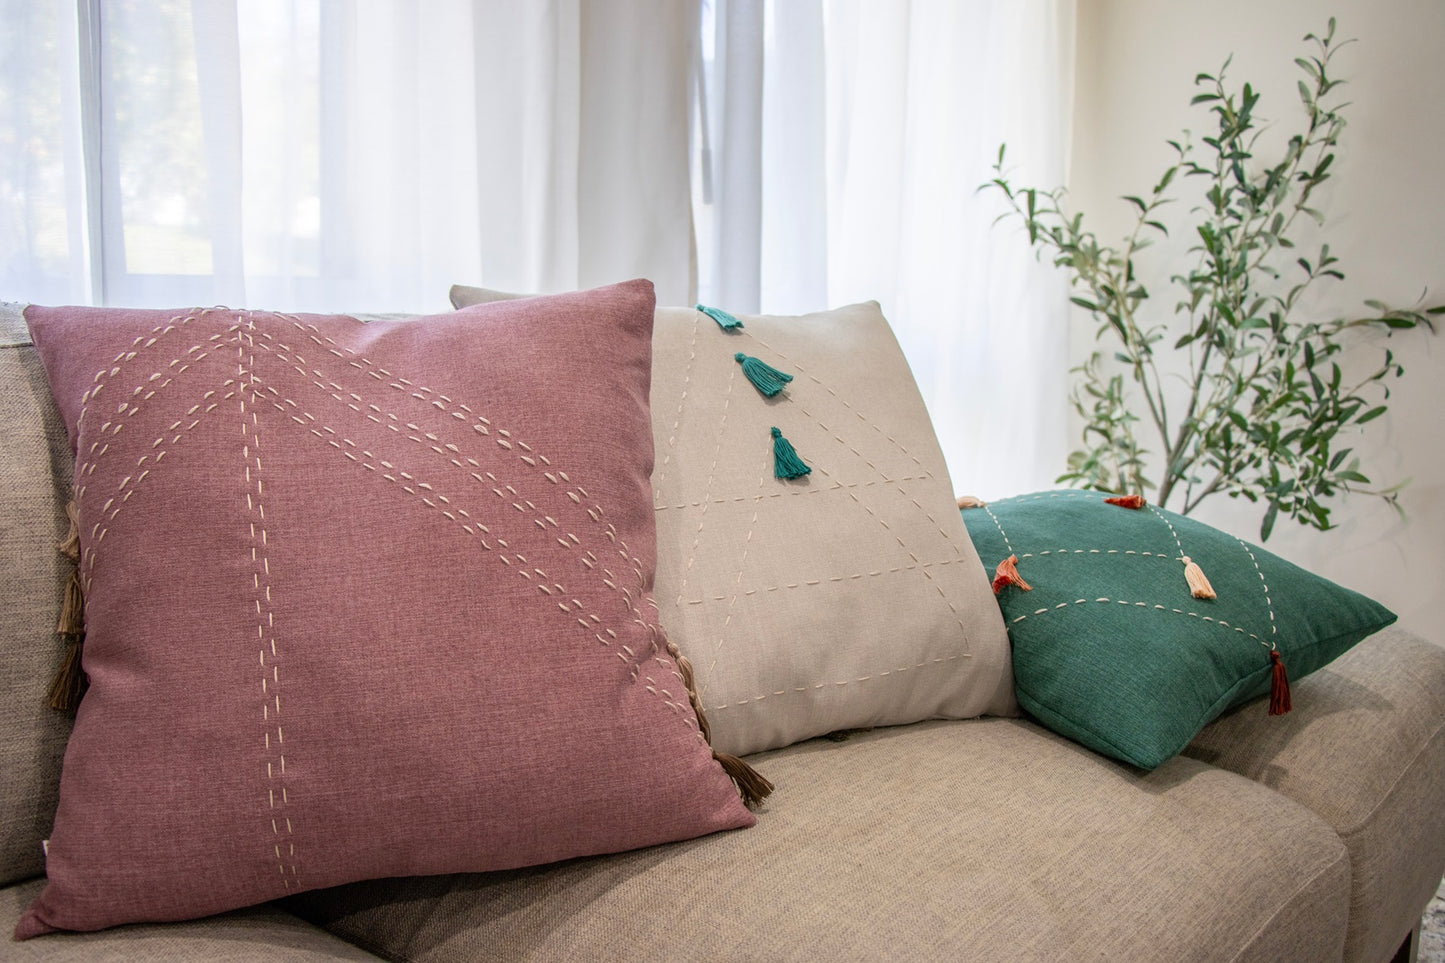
top-left (17, 281), bottom-right (753, 938)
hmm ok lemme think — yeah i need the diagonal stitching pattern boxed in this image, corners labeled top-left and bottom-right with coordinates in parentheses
top-left (663, 327), bottom-right (974, 713)
top-left (68, 308), bottom-right (710, 894)
top-left (988, 493), bottom-right (1280, 654)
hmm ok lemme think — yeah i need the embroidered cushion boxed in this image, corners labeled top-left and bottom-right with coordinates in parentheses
top-left (452, 286), bottom-right (1017, 756)
top-left (961, 490), bottom-right (1397, 769)
top-left (17, 282), bottom-right (755, 938)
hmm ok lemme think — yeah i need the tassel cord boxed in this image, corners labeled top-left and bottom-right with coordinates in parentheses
top-left (666, 639), bottom-right (773, 807)
top-left (696, 304), bottom-right (743, 330)
top-left (770, 427), bottom-right (811, 479)
top-left (735, 353), bottom-right (793, 397)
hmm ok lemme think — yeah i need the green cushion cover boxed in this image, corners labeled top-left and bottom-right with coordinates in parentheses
top-left (961, 491), bottom-right (1396, 769)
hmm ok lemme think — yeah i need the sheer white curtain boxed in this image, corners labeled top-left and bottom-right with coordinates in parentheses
top-left (697, 0), bottom-right (1076, 496)
top-left (1, 0), bottom-right (697, 313)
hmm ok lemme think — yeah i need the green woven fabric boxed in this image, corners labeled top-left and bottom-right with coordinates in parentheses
top-left (962, 491), bottom-right (1396, 769)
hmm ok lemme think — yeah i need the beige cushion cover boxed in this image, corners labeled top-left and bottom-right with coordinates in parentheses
top-left (286, 717), bottom-right (1351, 962)
top-left (451, 286), bottom-right (1016, 755)
top-left (1187, 626), bottom-right (1445, 963)
top-left (0, 303), bottom-right (74, 888)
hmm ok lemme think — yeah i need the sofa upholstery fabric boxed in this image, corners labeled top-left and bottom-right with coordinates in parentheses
top-left (17, 285), bottom-right (755, 937)
top-left (0, 303), bottom-right (75, 888)
top-left (1, 879), bottom-right (383, 961)
top-left (286, 717), bottom-right (1351, 963)
top-left (1187, 626), bottom-right (1445, 963)
top-left (450, 286), bottom-right (1017, 756)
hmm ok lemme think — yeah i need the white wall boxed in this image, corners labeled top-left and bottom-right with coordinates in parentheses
top-left (1068, 0), bottom-right (1445, 633)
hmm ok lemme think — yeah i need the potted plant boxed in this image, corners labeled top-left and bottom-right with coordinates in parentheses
top-left (987, 19), bottom-right (1439, 539)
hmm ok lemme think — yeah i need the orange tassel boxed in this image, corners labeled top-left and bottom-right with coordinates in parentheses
top-left (992, 555), bottom-right (1032, 594)
top-left (1182, 556), bottom-right (1216, 599)
top-left (1105, 494), bottom-right (1146, 509)
top-left (956, 495), bottom-right (986, 509)
top-left (1269, 649), bottom-right (1292, 716)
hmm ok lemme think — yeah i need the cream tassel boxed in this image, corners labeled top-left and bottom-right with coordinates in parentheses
top-left (1182, 556), bottom-right (1216, 599)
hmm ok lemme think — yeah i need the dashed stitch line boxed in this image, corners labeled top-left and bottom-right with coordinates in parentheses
top-left (1006, 596), bottom-right (1274, 650)
top-left (707, 653), bottom-right (963, 712)
top-left (1234, 538), bottom-right (1278, 643)
top-left (681, 558), bottom-right (960, 604)
top-left (994, 491), bottom-right (1098, 504)
top-left (239, 317), bottom-right (300, 891)
top-left (1145, 504), bottom-right (1187, 561)
top-left (729, 330), bottom-right (963, 563)
top-left (1016, 548), bottom-right (1178, 562)
top-left (676, 362), bottom-right (739, 610)
top-left (246, 331), bottom-right (646, 586)
top-left (744, 331), bottom-right (928, 475)
top-left (76, 307), bottom-right (225, 434)
top-left (248, 381), bottom-right (700, 743)
top-left (652, 309), bottom-right (702, 492)
top-left (981, 503), bottom-right (1017, 557)
top-left (654, 475), bottom-right (931, 511)
top-left (706, 446), bottom-right (770, 685)
top-left (250, 381), bottom-right (648, 614)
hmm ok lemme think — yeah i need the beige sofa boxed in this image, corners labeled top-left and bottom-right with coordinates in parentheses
top-left (4, 298), bottom-right (1444, 962)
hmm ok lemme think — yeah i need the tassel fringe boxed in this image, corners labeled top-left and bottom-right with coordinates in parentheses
top-left (771, 427), bottom-right (811, 479)
top-left (48, 637), bottom-right (86, 713)
top-left (51, 497), bottom-right (88, 713)
top-left (992, 555), bottom-right (1032, 594)
top-left (735, 353), bottom-right (793, 397)
top-left (713, 750), bottom-right (775, 808)
top-left (956, 495), bottom-right (986, 509)
top-left (58, 570), bottom-right (85, 635)
top-left (667, 639), bottom-right (772, 807)
top-left (1182, 556), bottom-right (1216, 599)
top-left (696, 304), bottom-right (743, 330)
top-left (1269, 650), bottom-right (1292, 716)
top-left (59, 500), bottom-right (81, 560)
top-left (1105, 494), bottom-right (1147, 509)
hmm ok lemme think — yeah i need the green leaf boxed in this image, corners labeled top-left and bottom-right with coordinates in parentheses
top-left (1355, 406), bottom-right (1388, 425)
top-left (1261, 502), bottom-right (1279, 541)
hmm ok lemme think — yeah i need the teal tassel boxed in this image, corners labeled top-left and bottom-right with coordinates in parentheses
top-left (696, 303), bottom-right (743, 329)
top-left (735, 352), bottom-right (793, 397)
top-left (771, 427), bottom-right (811, 479)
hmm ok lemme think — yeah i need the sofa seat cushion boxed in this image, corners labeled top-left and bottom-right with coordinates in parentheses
top-left (1, 878), bottom-right (382, 961)
top-left (1186, 627), bottom-right (1445, 963)
top-left (286, 718), bottom-right (1351, 963)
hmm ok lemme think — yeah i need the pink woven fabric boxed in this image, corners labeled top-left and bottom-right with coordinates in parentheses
top-left (18, 281), bottom-right (753, 938)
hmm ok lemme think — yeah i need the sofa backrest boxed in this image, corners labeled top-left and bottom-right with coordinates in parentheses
top-left (0, 302), bottom-right (75, 887)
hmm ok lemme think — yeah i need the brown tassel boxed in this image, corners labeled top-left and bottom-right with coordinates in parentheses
top-left (1269, 650), bottom-right (1292, 716)
top-left (956, 495), bottom-right (987, 509)
top-left (1182, 556), bottom-right (1216, 599)
top-left (1105, 493), bottom-right (1147, 509)
top-left (58, 570), bottom-right (85, 635)
top-left (48, 636), bottom-right (87, 713)
top-left (59, 500), bottom-right (81, 560)
top-left (992, 555), bottom-right (1032, 594)
top-left (667, 639), bottom-right (772, 807)
top-left (713, 750), bottom-right (775, 808)
top-left (666, 640), bottom-right (711, 744)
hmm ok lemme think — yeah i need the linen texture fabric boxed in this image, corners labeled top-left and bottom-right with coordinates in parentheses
top-left (284, 718), bottom-right (1351, 963)
top-left (451, 285), bottom-right (1017, 756)
top-left (1186, 627), bottom-right (1445, 963)
top-left (17, 281), bottom-right (754, 938)
top-left (961, 490), bottom-right (1398, 769)
top-left (0, 303), bottom-right (75, 889)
